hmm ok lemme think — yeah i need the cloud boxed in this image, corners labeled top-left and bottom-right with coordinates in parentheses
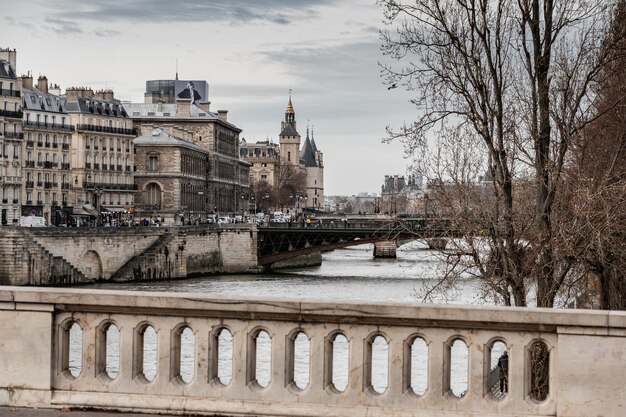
top-left (43, 0), bottom-right (332, 25)
top-left (93, 29), bottom-right (122, 38)
top-left (43, 17), bottom-right (83, 34)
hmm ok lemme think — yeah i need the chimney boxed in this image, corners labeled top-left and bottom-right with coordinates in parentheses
top-left (66, 87), bottom-right (79, 101)
top-left (37, 75), bottom-right (48, 93)
top-left (49, 83), bottom-right (61, 96)
top-left (176, 98), bottom-right (190, 118)
top-left (20, 74), bottom-right (33, 90)
top-left (217, 110), bottom-right (228, 122)
top-left (196, 100), bottom-right (211, 113)
top-left (156, 101), bottom-right (163, 112)
top-left (103, 89), bottom-right (114, 101)
top-left (95, 90), bottom-right (105, 100)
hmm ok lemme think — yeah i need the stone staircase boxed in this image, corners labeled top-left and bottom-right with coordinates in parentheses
top-left (0, 228), bottom-right (87, 285)
top-left (110, 231), bottom-right (176, 281)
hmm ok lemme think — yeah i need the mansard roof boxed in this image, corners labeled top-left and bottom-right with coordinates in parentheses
top-left (133, 128), bottom-right (206, 153)
top-left (64, 96), bottom-right (128, 117)
top-left (123, 102), bottom-right (241, 132)
top-left (22, 88), bottom-right (65, 113)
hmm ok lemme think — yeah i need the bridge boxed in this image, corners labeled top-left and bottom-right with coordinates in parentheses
top-left (257, 218), bottom-right (457, 266)
top-left (0, 287), bottom-right (623, 416)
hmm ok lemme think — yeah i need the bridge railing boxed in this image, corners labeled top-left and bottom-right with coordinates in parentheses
top-left (0, 287), bottom-right (624, 417)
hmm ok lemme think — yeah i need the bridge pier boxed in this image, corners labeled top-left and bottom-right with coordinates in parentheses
top-left (426, 238), bottom-right (449, 250)
top-left (373, 241), bottom-right (397, 258)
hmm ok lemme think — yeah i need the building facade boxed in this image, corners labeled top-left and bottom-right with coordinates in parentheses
top-left (125, 79), bottom-right (250, 218)
top-left (64, 88), bottom-right (136, 215)
top-left (134, 129), bottom-right (210, 224)
top-left (20, 75), bottom-right (73, 224)
top-left (0, 48), bottom-right (22, 225)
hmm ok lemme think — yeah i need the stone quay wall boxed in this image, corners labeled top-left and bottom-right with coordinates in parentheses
top-left (0, 225), bottom-right (258, 285)
top-left (0, 287), bottom-right (624, 417)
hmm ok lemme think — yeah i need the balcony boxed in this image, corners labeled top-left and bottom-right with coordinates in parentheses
top-left (1, 199), bottom-right (6, 204)
top-left (43, 161), bottom-right (53, 169)
top-left (26, 200), bottom-right (32, 205)
top-left (26, 141), bottom-right (34, 148)
top-left (61, 183), bottom-right (70, 190)
top-left (36, 200), bottom-right (43, 206)
top-left (44, 142), bottom-right (50, 148)
top-left (125, 166), bottom-right (131, 171)
top-left (102, 146), bottom-right (107, 151)
top-left (37, 142), bottom-right (43, 147)
top-left (12, 155), bottom-right (18, 159)
top-left (52, 143), bottom-right (58, 149)
top-left (83, 182), bottom-right (138, 191)
top-left (76, 124), bottom-right (137, 136)
top-left (94, 145), bottom-right (99, 150)
top-left (94, 163), bottom-right (100, 170)
top-left (85, 163), bottom-right (91, 169)
top-left (109, 164), bottom-right (115, 171)
top-left (102, 165), bottom-right (107, 171)
top-left (3, 132), bottom-right (23, 140)
top-left (12, 198), bottom-right (18, 204)
top-left (2, 176), bottom-right (21, 185)
top-left (36, 181), bottom-right (42, 187)
top-left (25, 161), bottom-right (34, 168)
top-left (0, 109), bottom-right (23, 119)
top-left (117, 165), bottom-right (122, 171)
top-left (25, 181), bottom-right (34, 188)
top-left (61, 163), bottom-right (70, 170)
top-left (51, 201), bottom-right (58, 207)
top-left (22, 121), bottom-right (74, 132)
top-left (0, 89), bottom-right (20, 98)
top-left (36, 161), bottom-right (43, 167)
top-left (44, 182), bottom-right (52, 189)
top-left (117, 148), bottom-right (121, 152)
top-left (62, 143), bottom-right (70, 150)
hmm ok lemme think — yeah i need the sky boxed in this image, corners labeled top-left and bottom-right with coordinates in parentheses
top-left (0, 0), bottom-right (419, 196)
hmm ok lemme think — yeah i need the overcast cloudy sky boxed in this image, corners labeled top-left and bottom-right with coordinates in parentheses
top-left (1, 0), bottom-right (418, 195)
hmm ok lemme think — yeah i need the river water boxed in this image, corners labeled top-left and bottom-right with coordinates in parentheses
top-left (74, 242), bottom-right (494, 395)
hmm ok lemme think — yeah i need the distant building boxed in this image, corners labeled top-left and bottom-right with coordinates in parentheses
top-left (0, 48), bottom-right (22, 225)
top-left (380, 174), bottom-right (424, 215)
top-left (240, 92), bottom-right (324, 211)
top-left (125, 79), bottom-right (250, 218)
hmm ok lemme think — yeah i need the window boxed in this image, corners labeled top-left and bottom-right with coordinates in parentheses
top-left (145, 183), bottom-right (161, 207)
top-left (287, 151), bottom-right (291, 162)
top-left (148, 155), bottom-right (158, 172)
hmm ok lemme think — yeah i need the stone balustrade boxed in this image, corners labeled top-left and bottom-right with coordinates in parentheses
top-left (0, 287), bottom-right (624, 417)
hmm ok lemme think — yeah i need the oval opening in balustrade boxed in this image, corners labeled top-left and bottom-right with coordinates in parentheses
top-left (529, 340), bottom-right (550, 402)
top-left (179, 326), bottom-right (195, 384)
top-left (142, 325), bottom-right (157, 382)
top-left (68, 321), bottom-right (83, 378)
top-left (105, 324), bottom-right (120, 379)
top-left (331, 333), bottom-right (349, 392)
top-left (293, 331), bottom-right (310, 390)
top-left (410, 337), bottom-right (428, 396)
top-left (255, 330), bottom-right (272, 388)
top-left (217, 328), bottom-right (233, 385)
top-left (371, 335), bottom-right (389, 394)
top-left (488, 341), bottom-right (508, 399)
top-left (449, 338), bottom-right (468, 398)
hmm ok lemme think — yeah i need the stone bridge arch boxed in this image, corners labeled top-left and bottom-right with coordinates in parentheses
top-left (78, 250), bottom-right (103, 280)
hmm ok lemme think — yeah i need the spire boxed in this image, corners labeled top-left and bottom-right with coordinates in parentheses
top-left (286, 88), bottom-right (294, 114)
top-left (175, 58), bottom-right (179, 80)
top-left (285, 88), bottom-right (296, 126)
top-left (310, 124), bottom-right (318, 153)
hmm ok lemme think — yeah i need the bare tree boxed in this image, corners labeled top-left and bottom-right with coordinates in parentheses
top-left (379, 0), bottom-right (616, 307)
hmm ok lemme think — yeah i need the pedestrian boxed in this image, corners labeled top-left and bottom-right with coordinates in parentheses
top-left (498, 351), bottom-right (509, 393)
top-left (305, 217), bottom-right (311, 228)
top-left (318, 218), bottom-right (322, 228)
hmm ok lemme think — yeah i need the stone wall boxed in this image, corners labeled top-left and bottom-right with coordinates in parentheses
top-left (0, 225), bottom-right (258, 285)
top-left (0, 287), bottom-right (624, 416)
